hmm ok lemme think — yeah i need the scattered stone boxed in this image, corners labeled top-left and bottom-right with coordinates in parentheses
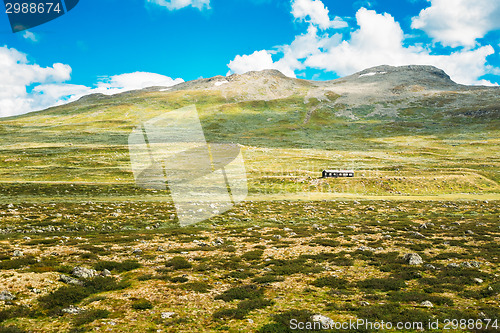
top-left (311, 314), bottom-right (335, 327)
top-left (60, 274), bottom-right (84, 286)
top-left (161, 312), bottom-right (176, 319)
top-left (73, 266), bottom-right (98, 279)
top-left (0, 291), bottom-right (15, 301)
top-left (424, 264), bottom-right (436, 270)
top-left (132, 249), bottom-right (143, 254)
top-left (473, 278), bottom-right (484, 284)
top-left (359, 301), bottom-right (370, 306)
top-left (357, 246), bottom-right (376, 252)
top-left (410, 231), bottom-right (425, 238)
top-left (461, 261), bottom-right (481, 269)
top-left (465, 230), bottom-right (474, 235)
top-left (212, 238), bottom-right (224, 246)
top-left (13, 250), bottom-right (23, 257)
top-left (421, 301), bottom-right (434, 308)
top-left (247, 318), bottom-right (254, 324)
top-left (102, 269), bottom-right (112, 277)
top-left (61, 305), bottom-right (83, 314)
top-left (447, 263), bottom-right (460, 269)
top-left (403, 253), bottom-right (424, 265)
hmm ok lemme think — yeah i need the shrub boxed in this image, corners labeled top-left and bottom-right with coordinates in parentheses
top-left (165, 257), bottom-right (192, 270)
top-left (131, 299), bottom-right (153, 310)
top-left (0, 326), bottom-right (27, 333)
top-left (241, 250), bottom-right (264, 261)
top-left (94, 260), bottom-right (141, 272)
top-left (170, 276), bottom-right (189, 283)
top-left (268, 258), bottom-right (323, 276)
top-left (357, 278), bottom-right (406, 291)
top-left (237, 298), bottom-right (273, 311)
top-left (38, 285), bottom-right (90, 310)
top-left (215, 285), bottom-right (264, 302)
top-left (84, 276), bottom-right (130, 293)
top-left (0, 257), bottom-right (36, 270)
top-left (312, 239), bottom-right (340, 247)
top-left (73, 309), bottom-right (110, 326)
top-left (311, 276), bottom-right (349, 289)
top-left (213, 308), bottom-right (247, 320)
top-left (252, 274), bottom-right (284, 284)
top-left (177, 282), bottom-right (211, 293)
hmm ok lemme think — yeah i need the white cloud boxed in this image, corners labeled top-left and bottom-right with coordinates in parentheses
top-left (291, 0), bottom-right (347, 29)
top-left (0, 46), bottom-right (184, 117)
top-left (227, 6), bottom-right (498, 85)
top-left (146, 0), bottom-right (210, 11)
top-left (411, 0), bottom-right (500, 47)
top-left (0, 46), bottom-right (71, 117)
top-left (22, 31), bottom-right (38, 43)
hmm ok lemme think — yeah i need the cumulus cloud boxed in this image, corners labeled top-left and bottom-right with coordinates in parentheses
top-left (411, 0), bottom-right (500, 47)
top-left (227, 3), bottom-right (498, 85)
top-left (146, 0), bottom-right (210, 11)
top-left (0, 46), bottom-right (71, 117)
top-left (0, 46), bottom-right (184, 117)
top-left (291, 0), bottom-right (347, 29)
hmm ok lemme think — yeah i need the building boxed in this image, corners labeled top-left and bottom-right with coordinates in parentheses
top-left (322, 170), bottom-right (354, 178)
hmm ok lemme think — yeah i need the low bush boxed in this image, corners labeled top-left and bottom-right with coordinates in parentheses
top-left (94, 260), bottom-right (141, 272)
top-left (131, 299), bottom-right (153, 310)
top-left (215, 285), bottom-right (264, 302)
top-left (357, 278), bottom-right (406, 291)
top-left (311, 276), bottom-right (349, 289)
top-left (73, 309), bottom-right (110, 326)
top-left (165, 257), bottom-right (192, 270)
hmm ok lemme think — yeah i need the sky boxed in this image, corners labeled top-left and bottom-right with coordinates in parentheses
top-left (0, 0), bottom-right (499, 117)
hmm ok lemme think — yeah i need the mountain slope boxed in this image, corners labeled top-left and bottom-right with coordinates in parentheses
top-left (0, 65), bottom-right (498, 197)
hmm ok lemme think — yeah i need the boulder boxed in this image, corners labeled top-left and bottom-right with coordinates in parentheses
top-left (403, 253), bottom-right (424, 265)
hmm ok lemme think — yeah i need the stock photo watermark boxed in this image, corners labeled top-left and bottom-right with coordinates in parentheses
top-left (128, 105), bottom-right (248, 227)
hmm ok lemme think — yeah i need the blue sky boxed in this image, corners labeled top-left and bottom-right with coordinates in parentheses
top-left (0, 0), bottom-right (499, 116)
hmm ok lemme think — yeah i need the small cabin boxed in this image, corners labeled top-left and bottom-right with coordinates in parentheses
top-left (322, 170), bottom-right (354, 178)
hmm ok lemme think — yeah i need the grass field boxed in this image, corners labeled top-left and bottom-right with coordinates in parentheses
top-left (0, 80), bottom-right (499, 332)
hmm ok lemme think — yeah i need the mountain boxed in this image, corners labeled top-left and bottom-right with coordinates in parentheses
top-left (0, 65), bottom-right (498, 196)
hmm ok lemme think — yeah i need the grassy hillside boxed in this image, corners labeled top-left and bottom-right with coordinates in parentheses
top-left (0, 69), bottom-right (498, 198)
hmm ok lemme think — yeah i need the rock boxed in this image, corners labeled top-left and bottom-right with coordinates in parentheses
top-left (311, 314), bottom-right (335, 327)
top-left (421, 301), bottom-right (434, 308)
top-left (0, 291), bottom-right (15, 301)
top-left (447, 263), bottom-right (460, 269)
top-left (60, 274), bottom-right (84, 286)
top-left (61, 305), bottom-right (83, 314)
top-left (465, 230), bottom-right (474, 235)
top-left (403, 253), bottom-right (424, 265)
top-left (473, 278), bottom-right (484, 284)
top-left (357, 246), bottom-right (376, 252)
top-left (102, 269), bottom-right (112, 277)
top-left (13, 250), bottom-right (23, 257)
top-left (72, 266), bottom-right (98, 279)
top-left (132, 249), bottom-right (143, 254)
top-left (161, 312), bottom-right (176, 319)
top-left (247, 318), bottom-right (254, 324)
top-left (212, 238), bottom-right (224, 246)
top-left (410, 231), bottom-right (425, 238)
top-left (424, 264), bottom-right (436, 270)
top-left (359, 301), bottom-right (370, 306)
